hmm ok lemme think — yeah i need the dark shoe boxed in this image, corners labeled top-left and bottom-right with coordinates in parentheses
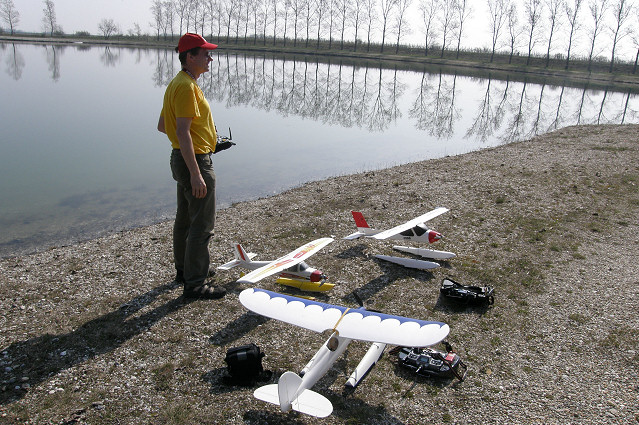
top-left (175, 267), bottom-right (216, 284)
top-left (183, 283), bottom-right (226, 299)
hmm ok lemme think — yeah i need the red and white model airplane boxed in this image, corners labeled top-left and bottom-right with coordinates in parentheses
top-left (344, 208), bottom-right (456, 270)
top-left (217, 237), bottom-right (335, 291)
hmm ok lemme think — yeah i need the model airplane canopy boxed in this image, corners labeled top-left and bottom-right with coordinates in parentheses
top-left (372, 207), bottom-right (449, 240)
top-left (239, 288), bottom-right (449, 347)
top-left (237, 237), bottom-right (333, 284)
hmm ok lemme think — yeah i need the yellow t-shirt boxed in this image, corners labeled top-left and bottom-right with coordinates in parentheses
top-left (161, 71), bottom-right (217, 154)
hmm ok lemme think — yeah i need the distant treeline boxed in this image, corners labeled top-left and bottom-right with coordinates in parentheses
top-left (2, 0), bottom-right (639, 75)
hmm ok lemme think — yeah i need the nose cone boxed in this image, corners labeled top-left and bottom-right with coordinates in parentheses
top-left (428, 230), bottom-right (442, 244)
top-left (310, 270), bottom-right (324, 282)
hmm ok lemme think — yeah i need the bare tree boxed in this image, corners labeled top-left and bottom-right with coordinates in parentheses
top-left (232, 0), bottom-right (244, 42)
top-left (304, 0), bottom-right (314, 47)
top-left (633, 7), bottom-right (639, 72)
top-left (98, 18), bottom-right (119, 39)
top-left (487, 0), bottom-right (509, 62)
top-left (260, 0), bottom-right (271, 44)
top-left (335, 0), bottom-right (349, 49)
top-left (197, 0), bottom-right (209, 36)
top-left (608, 0), bottom-right (633, 72)
top-left (0, 0), bottom-right (20, 34)
top-left (564, 0), bottom-right (583, 69)
top-left (586, 0), bottom-right (608, 70)
top-left (393, 0), bottom-right (412, 53)
top-left (363, 0), bottom-right (377, 51)
top-left (271, 0), bottom-right (279, 43)
top-left (350, 0), bottom-right (366, 51)
top-left (327, 0), bottom-right (336, 48)
top-left (543, 0), bottom-right (564, 67)
top-left (186, 0), bottom-right (197, 32)
top-left (205, 0), bottom-right (217, 38)
top-left (454, 0), bottom-right (472, 58)
top-left (42, 0), bottom-right (60, 36)
top-left (164, 1), bottom-right (176, 40)
top-left (175, 0), bottom-right (190, 34)
top-left (282, 0), bottom-right (291, 45)
top-left (222, 0), bottom-right (235, 42)
top-left (418, 0), bottom-right (439, 56)
top-left (379, 0), bottom-right (397, 53)
top-left (506, 1), bottom-right (519, 63)
top-left (523, 0), bottom-right (544, 65)
top-left (150, 0), bottom-right (163, 39)
top-left (439, 0), bottom-right (457, 58)
top-left (314, 0), bottom-right (328, 48)
top-left (242, 0), bottom-right (255, 43)
top-left (129, 22), bottom-right (142, 37)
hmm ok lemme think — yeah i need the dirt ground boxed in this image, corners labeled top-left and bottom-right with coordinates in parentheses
top-left (1, 124), bottom-right (638, 424)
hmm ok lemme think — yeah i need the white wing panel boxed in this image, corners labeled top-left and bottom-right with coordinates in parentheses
top-left (372, 207), bottom-right (449, 240)
top-left (239, 288), bottom-right (449, 347)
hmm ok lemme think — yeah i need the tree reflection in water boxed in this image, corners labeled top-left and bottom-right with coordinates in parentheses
top-left (149, 49), bottom-right (638, 145)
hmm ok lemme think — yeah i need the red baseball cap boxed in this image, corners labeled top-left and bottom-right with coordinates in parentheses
top-left (177, 33), bottom-right (218, 53)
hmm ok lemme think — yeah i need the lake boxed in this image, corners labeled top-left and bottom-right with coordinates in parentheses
top-left (1, 41), bottom-right (637, 258)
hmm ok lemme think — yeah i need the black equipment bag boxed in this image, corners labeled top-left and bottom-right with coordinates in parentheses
top-left (440, 278), bottom-right (494, 306)
top-left (224, 343), bottom-right (265, 384)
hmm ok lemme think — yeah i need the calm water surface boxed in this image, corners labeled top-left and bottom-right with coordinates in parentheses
top-left (1, 42), bottom-right (637, 257)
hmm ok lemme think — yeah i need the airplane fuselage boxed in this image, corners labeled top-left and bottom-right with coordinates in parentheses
top-left (239, 260), bottom-right (324, 282)
top-left (378, 224), bottom-right (442, 244)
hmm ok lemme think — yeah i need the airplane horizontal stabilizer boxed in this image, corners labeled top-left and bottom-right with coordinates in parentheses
top-left (343, 231), bottom-right (366, 240)
top-left (254, 373), bottom-right (333, 417)
top-left (254, 384), bottom-right (280, 406)
top-left (239, 288), bottom-right (449, 347)
top-left (292, 388), bottom-right (333, 417)
top-left (217, 251), bottom-right (257, 270)
top-left (217, 259), bottom-right (241, 270)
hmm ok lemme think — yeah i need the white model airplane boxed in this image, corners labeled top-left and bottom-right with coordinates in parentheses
top-left (344, 208), bottom-right (456, 270)
top-left (218, 237), bottom-right (335, 291)
top-left (239, 287), bottom-right (450, 418)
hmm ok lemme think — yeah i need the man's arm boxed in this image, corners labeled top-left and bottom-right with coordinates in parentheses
top-left (176, 117), bottom-right (207, 199)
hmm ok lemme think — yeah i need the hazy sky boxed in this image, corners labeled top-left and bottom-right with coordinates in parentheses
top-left (10, 0), bottom-right (637, 61)
top-left (15, 0), bottom-right (154, 34)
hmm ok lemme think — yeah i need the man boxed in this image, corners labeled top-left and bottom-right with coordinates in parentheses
top-left (157, 33), bottom-right (225, 299)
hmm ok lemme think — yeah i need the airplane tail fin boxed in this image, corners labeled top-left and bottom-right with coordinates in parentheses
top-left (254, 371), bottom-right (333, 417)
top-left (217, 243), bottom-right (257, 270)
top-left (344, 211), bottom-right (377, 240)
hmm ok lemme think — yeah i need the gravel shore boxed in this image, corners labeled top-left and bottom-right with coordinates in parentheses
top-left (1, 124), bottom-right (638, 424)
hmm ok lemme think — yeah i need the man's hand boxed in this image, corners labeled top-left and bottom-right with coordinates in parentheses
top-left (190, 173), bottom-right (207, 198)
